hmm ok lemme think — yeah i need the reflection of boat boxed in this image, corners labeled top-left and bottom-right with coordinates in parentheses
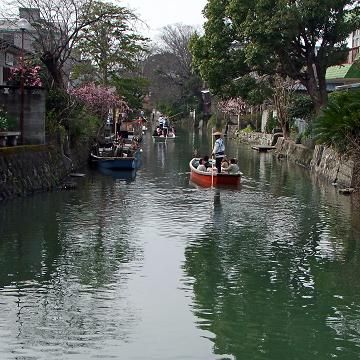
top-left (152, 134), bottom-right (176, 142)
top-left (98, 167), bottom-right (137, 181)
top-left (189, 158), bottom-right (241, 187)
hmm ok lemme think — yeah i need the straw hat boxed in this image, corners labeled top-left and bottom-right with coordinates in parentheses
top-left (212, 131), bottom-right (222, 136)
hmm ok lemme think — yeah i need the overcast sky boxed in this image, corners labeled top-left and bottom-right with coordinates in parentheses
top-left (124, 0), bottom-right (208, 38)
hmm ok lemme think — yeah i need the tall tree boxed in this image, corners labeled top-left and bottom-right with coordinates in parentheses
top-left (5, 0), bottom-right (143, 88)
top-left (152, 24), bottom-right (203, 114)
top-left (190, 0), bottom-right (250, 98)
top-left (76, 1), bottom-right (149, 85)
top-left (191, 0), bottom-right (360, 112)
top-left (159, 24), bottom-right (195, 85)
top-left (272, 76), bottom-right (296, 138)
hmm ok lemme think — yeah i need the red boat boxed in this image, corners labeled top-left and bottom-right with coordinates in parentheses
top-left (189, 158), bottom-right (241, 188)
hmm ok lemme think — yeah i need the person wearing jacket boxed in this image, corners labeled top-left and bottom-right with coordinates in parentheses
top-left (211, 131), bottom-right (225, 173)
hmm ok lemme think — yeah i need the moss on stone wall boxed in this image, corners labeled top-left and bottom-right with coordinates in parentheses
top-left (0, 146), bottom-right (69, 200)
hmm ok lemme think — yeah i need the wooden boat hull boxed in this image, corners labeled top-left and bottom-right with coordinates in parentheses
top-left (90, 152), bottom-right (139, 170)
top-left (189, 158), bottom-right (241, 187)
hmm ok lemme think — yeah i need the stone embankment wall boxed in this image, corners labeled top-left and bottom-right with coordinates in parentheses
top-left (0, 145), bottom-right (71, 201)
top-left (233, 131), bottom-right (356, 188)
top-left (234, 131), bottom-right (273, 146)
top-left (310, 145), bottom-right (356, 188)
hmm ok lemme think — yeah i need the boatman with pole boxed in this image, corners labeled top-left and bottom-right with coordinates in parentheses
top-left (212, 131), bottom-right (225, 173)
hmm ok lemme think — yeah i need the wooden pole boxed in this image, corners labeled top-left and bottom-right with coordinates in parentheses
top-left (211, 128), bottom-right (214, 189)
top-left (19, 29), bottom-right (25, 144)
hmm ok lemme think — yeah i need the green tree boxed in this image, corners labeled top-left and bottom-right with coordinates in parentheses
top-left (191, 0), bottom-right (360, 112)
top-left (112, 76), bottom-right (149, 111)
top-left (76, 1), bottom-right (149, 85)
top-left (190, 0), bottom-right (249, 98)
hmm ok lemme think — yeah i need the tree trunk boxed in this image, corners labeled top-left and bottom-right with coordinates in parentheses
top-left (41, 54), bottom-right (64, 89)
top-left (302, 65), bottom-right (328, 115)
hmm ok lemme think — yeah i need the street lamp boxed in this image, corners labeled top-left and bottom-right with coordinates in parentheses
top-left (16, 18), bottom-right (31, 145)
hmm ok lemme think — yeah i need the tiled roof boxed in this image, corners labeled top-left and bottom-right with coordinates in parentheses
top-left (326, 63), bottom-right (360, 79)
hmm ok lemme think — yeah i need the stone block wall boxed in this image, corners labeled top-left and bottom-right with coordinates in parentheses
top-left (230, 128), bottom-right (273, 145)
top-left (0, 145), bottom-right (70, 200)
top-left (310, 145), bottom-right (355, 187)
top-left (275, 138), bottom-right (314, 168)
top-left (235, 132), bottom-right (356, 188)
top-left (0, 86), bottom-right (46, 145)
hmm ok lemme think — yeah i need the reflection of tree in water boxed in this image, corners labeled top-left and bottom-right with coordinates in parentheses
top-left (0, 175), bottom-right (143, 354)
top-left (183, 192), bottom-right (360, 360)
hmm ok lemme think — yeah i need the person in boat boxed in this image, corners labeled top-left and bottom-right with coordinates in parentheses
top-left (153, 128), bottom-right (159, 136)
top-left (114, 143), bottom-right (123, 157)
top-left (158, 115), bottom-right (165, 129)
top-left (212, 131), bottom-right (225, 173)
top-left (197, 158), bottom-right (207, 172)
top-left (203, 155), bottom-right (211, 169)
top-left (221, 157), bottom-right (229, 170)
top-left (222, 158), bottom-right (240, 174)
top-left (162, 117), bottom-right (170, 136)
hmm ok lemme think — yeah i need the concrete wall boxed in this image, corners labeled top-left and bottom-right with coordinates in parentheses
top-left (0, 85), bottom-right (46, 144)
top-left (0, 145), bottom-right (70, 201)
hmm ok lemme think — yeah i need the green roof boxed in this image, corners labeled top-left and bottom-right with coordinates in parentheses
top-left (326, 63), bottom-right (360, 80)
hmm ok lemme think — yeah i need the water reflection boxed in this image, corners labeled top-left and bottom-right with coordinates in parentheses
top-left (98, 167), bottom-right (137, 182)
top-left (1, 128), bottom-right (360, 359)
top-left (183, 147), bottom-right (360, 359)
top-left (0, 181), bottom-right (144, 357)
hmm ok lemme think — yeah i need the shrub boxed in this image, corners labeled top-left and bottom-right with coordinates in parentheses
top-left (313, 90), bottom-right (360, 155)
top-left (288, 94), bottom-right (315, 121)
top-left (242, 124), bottom-right (253, 133)
top-left (0, 107), bottom-right (17, 131)
top-left (265, 112), bottom-right (278, 133)
top-left (46, 88), bottom-right (101, 145)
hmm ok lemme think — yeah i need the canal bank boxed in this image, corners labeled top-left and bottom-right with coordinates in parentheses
top-left (0, 141), bottom-right (90, 201)
top-left (231, 129), bottom-right (358, 190)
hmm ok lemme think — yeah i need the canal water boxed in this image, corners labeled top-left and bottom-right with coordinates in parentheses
top-left (1, 127), bottom-right (360, 360)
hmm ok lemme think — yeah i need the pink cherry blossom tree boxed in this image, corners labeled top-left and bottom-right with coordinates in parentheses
top-left (218, 97), bottom-right (247, 129)
top-left (9, 63), bottom-right (43, 87)
top-left (69, 82), bottom-right (129, 120)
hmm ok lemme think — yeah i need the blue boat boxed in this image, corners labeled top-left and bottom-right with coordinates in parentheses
top-left (90, 149), bottom-right (140, 170)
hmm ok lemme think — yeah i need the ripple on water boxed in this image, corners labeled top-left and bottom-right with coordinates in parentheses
top-left (1, 135), bottom-right (360, 360)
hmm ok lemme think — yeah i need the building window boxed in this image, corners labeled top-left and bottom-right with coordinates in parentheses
top-left (5, 52), bottom-right (14, 66)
